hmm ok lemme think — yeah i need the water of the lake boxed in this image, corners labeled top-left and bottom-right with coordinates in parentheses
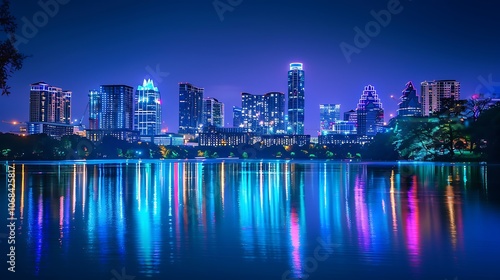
top-left (1, 160), bottom-right (499, 280)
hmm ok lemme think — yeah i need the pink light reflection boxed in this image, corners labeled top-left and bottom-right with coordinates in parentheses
top-left (290, 209), bottom-right (302, 277)
top-left (406, 176), bottom-right (421, 268)
top-left (354, 177), bottom-right (371, 251)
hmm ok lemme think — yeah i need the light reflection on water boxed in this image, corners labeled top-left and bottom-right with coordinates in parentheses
top-left (1, 161), bottom-right (499, 280)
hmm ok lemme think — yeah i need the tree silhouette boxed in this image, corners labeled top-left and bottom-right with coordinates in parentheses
top-left (1, 0), bottom-right (27, 95)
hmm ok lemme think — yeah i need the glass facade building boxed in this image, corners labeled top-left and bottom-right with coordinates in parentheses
top-left (241, 92), bottom-right (285, 134)
top-left (203, 97), bottom-right (224, 128)
top-left (241, 92), bottom-right (265, 134)
top-left (87, 85), bottom-right (137, 142)
top-left (264, 92), bottom-right (286, 134)
top-left (232, 106), bottom-right (243, 128)
top-left (179, 82), bottom-right (204, 135)
top-left (398, 81), bottom-right (422, 117)
top-left (319, 104), bottom-right (341, 132)
top-left (94, 85), bottom-right (134, 130)
top-left (134, 79), bottom-right (162, 136)
top-left (287, 63), bottom-right (305, 135)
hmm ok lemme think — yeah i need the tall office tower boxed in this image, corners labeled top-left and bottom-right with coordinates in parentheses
top-left (61, 90), bottom-right (72, 124)
top-left (203, 97), bottom-right (224, 128)
top-left (29, 82), bottom-right (71, 124)
top-left (232, 106), bottom-right (243, 128)
top-left (319, 104), bottom-right (341, 131)
top-left (264, 92), bottom-right (286, 134)
top-left (241, 92), bottom-right (265, 133)
top-left (134, 79), bottom-right (162, 136)
top-left (241, 92), bottom-right (285, 134)
top-left (398, 81), bottom-right (422, 117)
top-left (356, 85), bottom-right (384, 137)
top-left (287, 63), bottom-right (305, 134)
top-left (87, 85), bottom-right (136, 142)
top-left (88, 89), bottom-right (101, 130)
top-left (421, 80), bottom-right (461, 116)
top-left (100, 85), bottom-right (134, 130)
top-left (179, 82), bottom-right (204, 135)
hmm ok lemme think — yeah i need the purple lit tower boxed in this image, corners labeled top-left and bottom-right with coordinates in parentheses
top-left (356, 85), bottom-right (384, 137)
top-left (398, 82), bottom-right (422, 117)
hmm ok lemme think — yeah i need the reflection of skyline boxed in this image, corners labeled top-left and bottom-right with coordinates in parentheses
top-left (8, 161), bottom-right (482, 278)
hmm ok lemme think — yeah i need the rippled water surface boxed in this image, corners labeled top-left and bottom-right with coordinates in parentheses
top-left (1, 160), bottom-right (500, 280)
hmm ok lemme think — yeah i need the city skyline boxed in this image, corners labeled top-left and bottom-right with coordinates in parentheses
top-left (3, 74), bottom-right (493, 137)
top-left (1, 0), bottom-right (499, 134)
top-left (2, 2), bottom-right (500, 280)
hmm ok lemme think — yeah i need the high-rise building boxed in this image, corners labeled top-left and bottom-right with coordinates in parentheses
top-left (287, 63), bottom-right (305, 134)
top-left (179, 82), bottom-right (204, 135)
top-left (203, 97), bottom-right (224, 128)
top-left (87, 85), bottom-right (137, 142)
top-left (28, 82), bottom-right (73, 139)
top-left (264, 92), bottom-right (285, 134)
top-left (88, 90), bottom-right (100, 130)
top-left (134, 79), bottom-right (162, 136)
top-left (241, 92), bottom-right (265, 134)
top-left (319, 104), bottom-right (341, 131)
top-left (421, 80), bottom-right (461, 116)
top-left (29, 82), bottom-right (71, 124)
top-left (232, 106), bottom-right (243, 128)
top-left (356, 85), bottom-right (384, 137)
top-left (100, 85), bottom-right (134, 130)
top-left (398, 81), bottom-right (422, 117)
top-left (61, 90), bottom-right (71, 124)
top-left (241, 92), bottom-right (285, 134)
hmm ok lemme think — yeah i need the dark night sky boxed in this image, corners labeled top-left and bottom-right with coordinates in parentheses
top-left (1, 0), bottom-right (499, 134)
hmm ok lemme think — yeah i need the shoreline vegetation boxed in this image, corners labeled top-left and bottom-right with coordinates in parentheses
top-left (2, 159), bottom-right (493, 166)
top-left (1, 101), bottom-right (499, 163)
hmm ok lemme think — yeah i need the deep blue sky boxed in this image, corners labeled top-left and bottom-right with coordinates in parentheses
top-left (1, 0), bottom-right (499, 135)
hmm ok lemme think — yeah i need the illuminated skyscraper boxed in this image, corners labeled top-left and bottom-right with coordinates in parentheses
top-left (88, 90), bottom-right (100, 130)
top-left (134, 79), bottom-right (162, 136)
top-left (99, 85), bottom-right (134, 130)
top-left (421, 80), bottom-right (460, 116)
top-left (203, 97), bottom-right (224, 128)
top-left (241, 92), bottom-right (285, 134)
top-left (241, 92), bottom-right (265, 133)
top-left (264, 92), bottom-right (285, 134)
top-left (319, 104), bottom-right (341, 131)
top-left (287, 63), bottom-right (305, 134)
top-left (87, 85), bottom-right (137, 142)
top-left (398, 81), bottom-right (422, 117)
top-left (356, 85), bottom-right (384, 137)
top-left (28, 82), bottom-right (73, 139)
top-left (179, 82), bottom-right (204, 135)
top-left (61, 91), bottom-right (71, 124)
top-left (29, 82), bottom-right (71, 124)
top-left (232, 106), bottom-right (243, 128)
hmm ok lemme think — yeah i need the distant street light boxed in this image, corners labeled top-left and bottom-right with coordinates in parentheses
top-left (2, 120), bottom-right (24, 125)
